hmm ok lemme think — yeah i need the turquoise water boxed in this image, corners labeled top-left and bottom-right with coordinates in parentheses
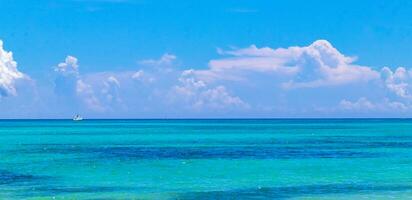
top-left (1, 119), bottom-right (412, 199)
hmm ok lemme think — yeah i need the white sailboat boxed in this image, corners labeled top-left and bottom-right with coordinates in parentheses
top-left (73, 114), bottom-right (83, 121)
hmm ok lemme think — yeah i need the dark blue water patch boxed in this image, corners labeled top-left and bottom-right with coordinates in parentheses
top-left (324, 135), bottom-right (412, 140)
top-left (13, 185), bottom-right (143, 199)
top-left (98, 146), bottom-right (382, 159)
top-left (27, 186), bottom-right (137, 194)
top-left (18, 135), bottom-right (412, 157)
top-left (0, 170), bottom-right (49, 186)
top-left (303, 138), bottom-right (412, 149)
top-left (17, 145), bottom-right (382, 160)
top-left (0, 169), bottom-right (143, 198)
top-left (0, 170), bottom-right (59, 198)
top-left (16, 133), bottom-right (412, 149)
top-left (177, 183), bottom-right (412, 199)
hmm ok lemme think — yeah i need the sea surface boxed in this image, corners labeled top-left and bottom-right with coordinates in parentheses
top-left (1, 119), bottom-right (412, 199)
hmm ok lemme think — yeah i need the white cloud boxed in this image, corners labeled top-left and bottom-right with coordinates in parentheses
top-left (211, 44), bottom-right (300, 75)
top-left (339, 97), bottom-right (376, 111)
top-left (380, 66), bottom-right (412, 99)
top-left (339, 97), bottom-right (410, 112)
top-left (282, 40), bottom-right (379, 88)
top-left (45, 42), bottom-right (412, 116)
top-left (139, 53), bottom-right (176, 66)
top-left (293, 40), bottom-right (379, 88)
top-left (102, 76), bottom-right (121, 103)
top-left (196, 86), bottom-right (247, 109)
top-left (20, 40), bottom-right (412, 117)
top-left (192, 40), bottom-right (379, 88)
top-left (54, 56), bottom-right (80, 98)
top-left (0, 40), bottom-right (26, 97)
top-left (171, 70), bottom-right (248, 110)
top-left (54, 56), bottom-right (107, 112)
top-left (132, 70), bottom-right (155, 83)
top-left (76, 79), bottom-right (104, 111)
top-left (132, 70), bottom-right (144, 79)
top-left (55, 55), bottom-right (79, 75)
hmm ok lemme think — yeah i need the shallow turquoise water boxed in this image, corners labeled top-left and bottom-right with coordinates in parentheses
top-left (1, 119), bottom-right (412, 199)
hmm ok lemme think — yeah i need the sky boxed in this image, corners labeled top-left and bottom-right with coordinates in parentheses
top-left (1, 0), bottom-right (412, 118)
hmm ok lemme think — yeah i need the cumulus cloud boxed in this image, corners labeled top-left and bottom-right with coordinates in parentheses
top-left (191, 40), bottom-right (379, 88)
top-left (340, 97), bottom-right (410, 112)
top-left (102, 76), bottom-right (121, 103)
top-left (54, 56), bottom-right (81, 97)
top-left (0, 40), bottom-right (26, 97)
top-left (10, 38), bottom-right (412, 117)
top-left (210, 44), bottom-right (301, 77)
top-left (171, 70), bottom-right (248, 110)
top-left (339, 97), bottom-right (376, 111)
top-left (138, 53), bottom-right (176, 66)
top-left (380, 66), bottom-right (412, 99)
top-left (76, 79), bottom-right (104, 111)
top-left (132, 70), bottom-right (155, 83)
top-left (132, 70), bottom-right (144, 79)
top-left (282, 40), bottom-right (379, 88)
top-left (46, 41), bottom-right (412, 116)
top-left (55, 55), bottom-right (79, 74)
top-left (54, 56), bottom-right (107, 112)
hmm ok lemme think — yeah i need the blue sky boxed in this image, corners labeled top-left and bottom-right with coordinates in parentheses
top-left (1, 0), bottom-right (412, 118)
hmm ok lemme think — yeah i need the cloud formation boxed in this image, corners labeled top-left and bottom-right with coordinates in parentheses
top-left (282, 40), bottom-right (379, 88)
top-left (46, 40), bottom-right (412, 116)
top-left (76, 79), bottom-right (104, 111)
top-left (54, 56), bottom-right (107, 112)
top-left (340, 97), bottom-right (376, 111)
top-left (4, 39), bottom-right (412, 117)
top-left (340, 97), bottom-right (410, 112)
top-left (138, 53), bottom-right (177, 67)
top-left (0, 40), bottom-right (26, 97)
top-left (55, 56), bottom-right (79, 74)
top-left (195, 40), bottom-right (380, 88)
top-left (102, 76), bottom-right (121, 104)
top-left (380, 67), bottom-right (412, 99)
top-left (171, 70), bottom-right (248, 110)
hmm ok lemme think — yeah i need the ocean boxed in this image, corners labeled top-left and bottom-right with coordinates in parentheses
top-left (1, 119), bottom-right (412, 199)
